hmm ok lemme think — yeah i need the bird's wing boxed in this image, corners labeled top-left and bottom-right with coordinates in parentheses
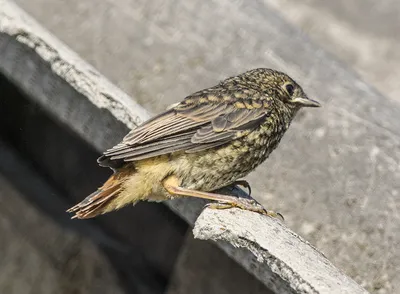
top-left (98, 92), bottom-right (271, 167)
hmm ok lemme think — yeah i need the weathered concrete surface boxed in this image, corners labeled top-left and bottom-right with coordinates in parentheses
top-left (167, 232), bottom-right (272, 294)
top-left (5, 0), bottom-right (400, 293)
top-left (0, 1), bottom-right (368, 293)
top-left (265, 0), bottom-right (400, 105)
top-left (0, 174), bottom-right (124, 294)
top-left (194, 209), bottom-right (366, 294)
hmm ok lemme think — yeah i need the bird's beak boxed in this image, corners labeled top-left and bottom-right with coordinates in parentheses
top-left (291, 97), bottom-right (321, 108)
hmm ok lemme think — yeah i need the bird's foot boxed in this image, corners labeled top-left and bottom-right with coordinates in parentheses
top-left (205, 198), bottom-right (284, 221)
top-left (232, 180), bottom-right (252, 196)
top-left (162, 175), bottom-right (282, 220)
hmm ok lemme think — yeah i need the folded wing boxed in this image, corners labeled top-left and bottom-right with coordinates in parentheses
top-left (98, 93), bottom-right (270, 168)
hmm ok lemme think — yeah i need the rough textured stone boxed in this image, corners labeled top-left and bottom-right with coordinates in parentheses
top-left (167, 233), bottom-right (272, 294)
top-left (11, 1), bottom-right (397, 292)
top-left (265, 0), bottom-right (400, 105)
top-left (2, 0), bottom-right (399, 293)
top-left (193, 209), bottom-right (367, 294)
top-left (0, 174), bottom-right (124, 294)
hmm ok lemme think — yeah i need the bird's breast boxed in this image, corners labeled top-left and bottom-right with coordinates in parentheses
top-left (175, 120), bottom-right (288, 191)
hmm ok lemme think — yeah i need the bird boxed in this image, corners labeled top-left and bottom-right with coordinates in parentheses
top-left (67, 68), bottom-right (320, 219)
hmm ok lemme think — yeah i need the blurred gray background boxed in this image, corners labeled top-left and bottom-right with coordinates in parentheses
top-left (3, 0), bottom-right (400, 293)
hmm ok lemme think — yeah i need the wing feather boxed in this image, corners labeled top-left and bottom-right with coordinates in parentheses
top-left (99, 92), bottom-right (270, 167)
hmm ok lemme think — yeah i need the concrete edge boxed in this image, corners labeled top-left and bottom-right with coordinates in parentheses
top-left (0, 1), bottom-right (368, 293)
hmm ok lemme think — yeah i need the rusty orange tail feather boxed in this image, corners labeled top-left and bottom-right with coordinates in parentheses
top-left (67, 184), bottom-right (121, 219)
top-left (67, 172), bottom-right (128, 219)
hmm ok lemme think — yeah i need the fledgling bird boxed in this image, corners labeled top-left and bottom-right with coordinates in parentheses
top-left (68, 68), bottom-right (320, 219)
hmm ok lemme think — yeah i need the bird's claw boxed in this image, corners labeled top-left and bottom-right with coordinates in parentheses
top-left (233, 180), bottom-right (252, 196)
top-left (204, 198), bottom-right (284, 221)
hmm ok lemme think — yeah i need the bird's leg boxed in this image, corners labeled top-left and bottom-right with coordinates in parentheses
top-left (162, 175), bottom-right (282, 219)
top-left (232, 180), bottom-right (252, 196)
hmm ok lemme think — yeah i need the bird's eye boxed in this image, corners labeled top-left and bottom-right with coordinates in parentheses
top-left (285, 83), bottom-right (295, 96)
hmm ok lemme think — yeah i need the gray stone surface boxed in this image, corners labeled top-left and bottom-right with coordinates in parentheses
top-left (0, 1), bottom-right (368, 293)
top-left (4, 0), bottom-right (400, 293)
top-left (265, 0), bottom-right (400, 104)
top-left (167, 233), bottom-right (272, 294)
top-left (193, 209), bottom-right (367, 294)
top-left (0, 174), bottom-right (124, 294)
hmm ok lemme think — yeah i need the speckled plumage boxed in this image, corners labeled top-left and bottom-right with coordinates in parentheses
top-left (68, 68), bottom-right (320, 219)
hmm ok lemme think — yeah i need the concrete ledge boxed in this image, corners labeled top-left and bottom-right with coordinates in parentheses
top-left (0, 1), bottom-right (369, 293)
top-left (194, 209), bottom-right (360, 293)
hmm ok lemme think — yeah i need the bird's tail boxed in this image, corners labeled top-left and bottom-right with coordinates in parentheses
top-left (67, 172), bottom-right (126, 219)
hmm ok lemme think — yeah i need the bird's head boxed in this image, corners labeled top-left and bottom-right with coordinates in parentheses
top-left (238, 68), bottom-right (321, 109)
